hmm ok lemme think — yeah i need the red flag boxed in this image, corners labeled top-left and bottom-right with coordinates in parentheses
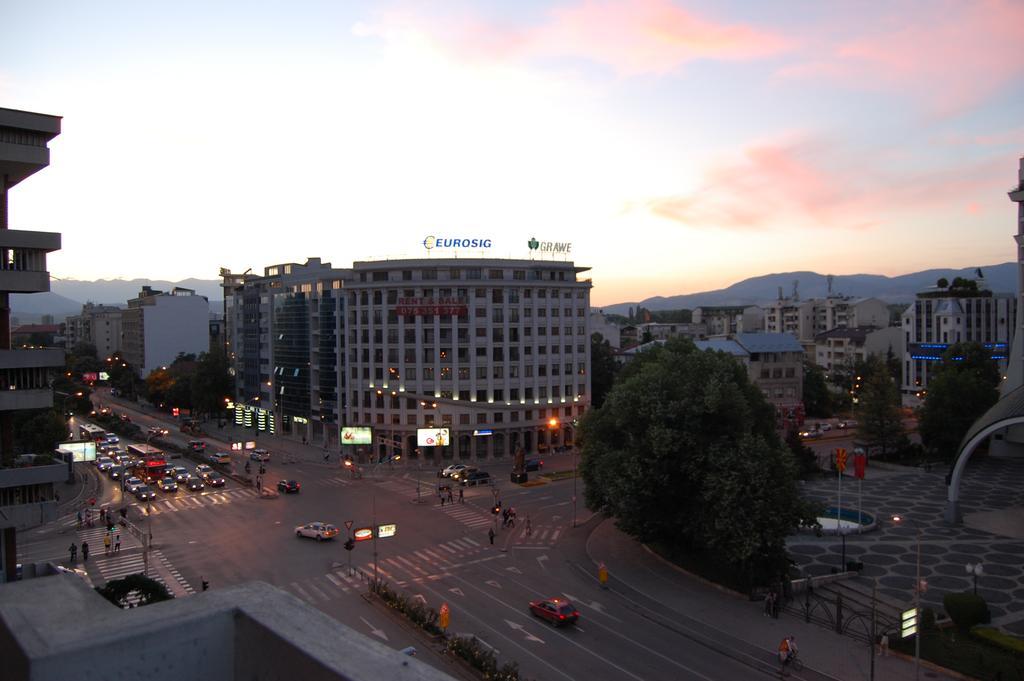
top-left (854, 453), bottom-right (867, 479)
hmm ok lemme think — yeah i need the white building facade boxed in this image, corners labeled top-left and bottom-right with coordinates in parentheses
top-left (692, 305), bottom-right (764, 335)
top-left (64, 303), bottom-right (122, 357)
top-left (122, 287), bottom-right (210, 377)
top-left (224, 258), bottom-right (593, 462)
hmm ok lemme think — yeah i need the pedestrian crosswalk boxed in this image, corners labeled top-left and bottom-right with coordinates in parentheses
top-left (511, 524), bottom-right (562, 546)
top-left (283, 537), bottom-right (496, 606)
top-left (130, 488), bottom-right (259, 516)
top-left (317, 476), bottom-right (353, 488)
top-left (437, 502), bottom-right (494, 530)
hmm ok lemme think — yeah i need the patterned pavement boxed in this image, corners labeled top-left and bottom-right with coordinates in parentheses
top-left (788, 456), bottom-right (1024, 633)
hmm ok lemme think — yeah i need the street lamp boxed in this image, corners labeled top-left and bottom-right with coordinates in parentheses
top-left (966, 562), bottom-right (983, 595)
top-left (892, 515), bottom-right (923, 681)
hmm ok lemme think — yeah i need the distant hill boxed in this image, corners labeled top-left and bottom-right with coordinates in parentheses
top-left (11, 278), bottom-right (223, 323)
top-left (598, 263), bottom-right (1017, 316)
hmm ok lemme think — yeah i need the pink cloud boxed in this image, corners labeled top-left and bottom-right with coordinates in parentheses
top-left (357, 1), bottom-right (789, 75)
top-left (777, 0), bottom-right (1024, 114)
top-left (644, 137), bottom-right (1008, 232)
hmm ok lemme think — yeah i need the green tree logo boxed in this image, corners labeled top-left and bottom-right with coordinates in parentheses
top-left (528, 237), bottom-right (539, 250)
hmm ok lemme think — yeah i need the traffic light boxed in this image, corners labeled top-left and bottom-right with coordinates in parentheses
top-left (201, 579), bottom-right (209, 591)
top-left (344, 538), bottom-right (355, 551)
top-left (492, 504), bottom-right (501, 515)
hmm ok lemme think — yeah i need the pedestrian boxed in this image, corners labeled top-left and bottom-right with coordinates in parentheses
top-left (81, 541), bottom-right (89, 561)
top-left (86, 509), bottom-right (93, 528)
top-left (104, 532), bottom-right (111, 555)
top-left (458, 487), bottom-right (464, 504)
top-left (509, 509), bottom-right (516, 528)
top-left (68, 542), bottom-right (77, 563)
top-left (302, 436), bottom-right (307, 445)
top-left (256, 476), bottom-right (262, 492)
top-left (501, 508), bottom-right (508, 527)
top-left (772, 590), bottom-right (780, 619)
top-left (526, 515), bottom-right (532, 536)
top-left (100, 507), bottom-right (106, 525)
top-left (879, 633), bottom-right (889, 657)
top-left (76, 509), bottom-right (82, 528)
top-left (488, 527), bottom-right (495, 545)
top-left (323, 447), bottom-right (330, 462)
top-left (114, 533), bottom-right (121, 553)
top-left (447, 487), bottom-right (454, 504)
top-left (440, 491), bottom-right (446, 507)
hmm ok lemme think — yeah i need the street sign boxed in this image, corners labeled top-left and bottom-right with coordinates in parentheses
top-left (353, 527), bottom-right (373, 542)
top-left (344, 520), bottom-right (353, 530)
top-left (439, 603), bottom-right (450, 630)
top-left (836, 448), bottom-right (848, 473)
top-left (378, 523), bottom-right (397, 538)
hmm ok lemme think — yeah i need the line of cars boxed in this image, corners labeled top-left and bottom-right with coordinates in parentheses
top-left (96, 451), bottom-right (225, 500)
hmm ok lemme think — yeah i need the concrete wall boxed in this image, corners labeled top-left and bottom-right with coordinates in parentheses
top-left (142, 296), bottom-right (209, 375)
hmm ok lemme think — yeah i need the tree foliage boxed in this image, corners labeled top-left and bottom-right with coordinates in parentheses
top-left (589, 333), bottom-right (619, 409)
top-left (802, 361), bottom-right (833, 417)
top-left (191, 349), bottom-right (232, 419)
top-left (13, 409), bottom-right (69, 455)
top-left (857, 355), bottom-right (904, 456)
top-left (919, 343), bottom-right (1000, 461)
top-left (579, 338), bottom-right (808, 586)
top-left (95, 574), bottom-right (173, 608)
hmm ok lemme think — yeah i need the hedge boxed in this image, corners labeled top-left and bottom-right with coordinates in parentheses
top-left (943, 592), bottom-right (990, 631)
top-left (971, 627), bottom-right (1024, 656)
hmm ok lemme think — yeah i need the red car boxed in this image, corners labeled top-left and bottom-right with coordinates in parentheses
top-left (528, 598), bottom-right (579, 627)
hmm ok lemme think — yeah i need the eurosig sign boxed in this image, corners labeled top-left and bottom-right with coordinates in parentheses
top-left (422, 235), bottom-right (492, 251)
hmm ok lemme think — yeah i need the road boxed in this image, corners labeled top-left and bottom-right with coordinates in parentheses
top-left (23, 398), bottom-right (797, 680)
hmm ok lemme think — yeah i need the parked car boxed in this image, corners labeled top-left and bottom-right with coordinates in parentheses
top-left (440, 463), bottom-right (470, 478)
top-left (133, 485), bottom-right (156, 502)
top-left (185, 475), bottom-right (205, 491)
top-left (156, 477), bottom-right (178, 493)
top-left (123, 476), bottom-right (144, 493)
top-left (524, 458), bottom-right (543, 472)
top-left (529, 598), bottom-right (579, 627)
top-left (277, 479), bottom-right (301, 494)
top-left (460, 471), bottom-right (492, 487)
top-left (250, 449), bottom-right (270, 462)
top-left (295, 522), bottom-right (339, 541)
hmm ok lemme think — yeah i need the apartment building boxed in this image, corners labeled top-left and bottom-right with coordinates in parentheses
top-left (813, 326), bottom-right (904, 374)
top-left (692, 305), bottom-right (764, 335)
top-left (64, 303), bottom-right (122, 357)
top-left (765, 296), bottom-right (889, 343)
top-left (121, 286), bottom-right (209, 377)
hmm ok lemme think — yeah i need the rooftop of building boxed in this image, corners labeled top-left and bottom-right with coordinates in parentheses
top-left (693, 338), bottom-right (747, 356)
top-left (352, 257), bottom-right (591, 274)
top-left (11, 324), bottom-right (61, 334)
top-left (733, 332), bottom-right (804, 353)
top-left (812, 326), bottom-right (881, 343)
top-left (0, 576), bottom-right (455, 681)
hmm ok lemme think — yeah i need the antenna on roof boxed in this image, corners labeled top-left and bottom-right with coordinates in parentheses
top-left (792, 280), bottom-right (799, 302)
top-left (827, 274), bottom-right (834, 297)
top-left (777, 286), bottom-right (783, 301)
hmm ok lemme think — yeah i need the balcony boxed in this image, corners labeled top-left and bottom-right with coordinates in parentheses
top-left (0, 229), bottom-right (61, 294)
top-left (0, 348), bottom-right (63, 411)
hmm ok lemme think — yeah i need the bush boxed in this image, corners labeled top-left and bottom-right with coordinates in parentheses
top-left (95, 574), bottom-right (173, 608)
top-left (971, 627), bottom-right (1024, 656)
top-left (943, 592), bottom-right (990, 631)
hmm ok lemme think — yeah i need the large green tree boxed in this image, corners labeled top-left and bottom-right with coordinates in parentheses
top-left (802, 361), bottom-right (833, 417)
top-left (919, 343), bottom-right (1000, 461)
top-left (579, 338), bottom-right (807, 586)
top-left (13, 409), bottom-right (70, 456)
top-left (589, 333), bottom-right (619, 409)
top-left (191, 349), bottom-right (232, 419)
top-left (857, 355), bottom-right (904, 456)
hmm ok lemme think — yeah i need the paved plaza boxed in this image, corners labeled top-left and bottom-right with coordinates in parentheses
top-left (789, 455), bottom-right (1024, 633)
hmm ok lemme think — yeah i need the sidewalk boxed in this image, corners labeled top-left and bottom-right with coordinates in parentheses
top-left (585, 518), bottom-right (957, 681)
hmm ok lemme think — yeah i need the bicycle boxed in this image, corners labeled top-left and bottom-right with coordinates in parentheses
top-left (779, 650), bottom-right (804, 674)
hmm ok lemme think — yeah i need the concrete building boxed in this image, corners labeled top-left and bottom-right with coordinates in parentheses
top-left (122, 286), bottom-right (210, 377)
top-left (813, 326), bottom-right (904, 375)
top-left (0, 106), bottom-right (65, 583)
top-left (900, 286), bottom-right (1016, 395)
top-left (765, 296), bottom-right (889, 344)
top-left (63, 303), bottom-right (122, 357)
top-left (11, 323), bottom-right (62, 348)
top-left (588, 310), bottom-right (621, 349)
top-left (0, 577), bottom-right (454, 681)
top-left (692, 305), bottom-right (764, 335)
top-left (223, 258), bottom-right (593, 460)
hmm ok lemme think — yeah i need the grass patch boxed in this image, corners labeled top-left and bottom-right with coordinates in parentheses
top-left (892, 628), bottom-right (1024, 679)
top-left (542, 470), bottom-right (577, 482)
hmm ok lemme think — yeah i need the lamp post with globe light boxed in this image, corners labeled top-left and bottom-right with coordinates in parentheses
top-left (966, 562), bottom-right (984, 595)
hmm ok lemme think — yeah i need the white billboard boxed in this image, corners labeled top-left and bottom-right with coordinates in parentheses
top-left (416, 428), bottom-right (450, 447)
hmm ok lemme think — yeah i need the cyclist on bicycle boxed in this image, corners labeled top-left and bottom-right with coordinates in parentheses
top-left (778, 635), bottom-right (798, 665)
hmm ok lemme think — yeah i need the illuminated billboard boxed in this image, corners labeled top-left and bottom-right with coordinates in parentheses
top-left (341, 427), bottom-right (372, 445)
top-left (58, 441), bottom-right (97, 463)
top-left (417, 428), bottom-right (450, 447)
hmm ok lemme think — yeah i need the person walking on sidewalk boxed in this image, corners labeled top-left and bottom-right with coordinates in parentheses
top-left (68, 542), bottom-right (77, 563)
top-left (81, 541), bottom-right (90, 562)
top-left (488, 527), bottom-right (495, 545)
top-left (458, 487), bottom-right (464, 504)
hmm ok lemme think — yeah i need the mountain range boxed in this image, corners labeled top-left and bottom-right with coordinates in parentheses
top-left (9, 263), bottom-right (1017, 323)
top-left (596, 263), bottom-right (1017, 315)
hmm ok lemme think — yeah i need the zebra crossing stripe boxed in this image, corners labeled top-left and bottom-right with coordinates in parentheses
top-left (395, 555), bottom-right (428, 575)
top-left (463, 537), bottom-right (480, 546)
top-left (305, 581), bottom-right (332, 602)
top-left (325, 572), bottom-right (349, 591)
top-left (440, 543), bottom-right (458, 554)
top-left (550, 529), bottom-right (561, 541)
top-left (290, 582), bottom-right (314, 603)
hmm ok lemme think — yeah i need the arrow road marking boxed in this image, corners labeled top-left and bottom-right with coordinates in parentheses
top-left (485, 580), bottom-right (502, 589)
top-left (505, 619), bottom-right (544, 643)
top-left (413, 594), bottom-right (427, 604)
top-left (505, 566), bottom-right (522, 574)
top-left (449, 587), bottom-right (465, 597)
top-left (537, 554), bottom-right (549, 571)
top-left (563, 593), bottom-right (622, 623)
top-left (360, 617), bottom-right (388, 641)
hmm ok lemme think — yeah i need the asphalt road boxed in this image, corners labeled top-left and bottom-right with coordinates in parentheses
top-left (54, 398), bottom-right (795, 681)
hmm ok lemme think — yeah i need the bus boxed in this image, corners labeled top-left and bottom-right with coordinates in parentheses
top-left (126, 444), bottom-right (167, 483)
top-left (79, 423), bottom-right (107, 442)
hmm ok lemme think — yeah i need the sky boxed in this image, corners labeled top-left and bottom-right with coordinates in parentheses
top-left (3, 0), bottom-right (1023, 307)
